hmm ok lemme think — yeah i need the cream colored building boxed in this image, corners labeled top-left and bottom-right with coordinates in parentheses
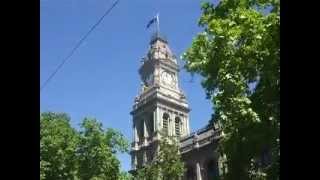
top-left (130, 34), bottom-right (223, 180)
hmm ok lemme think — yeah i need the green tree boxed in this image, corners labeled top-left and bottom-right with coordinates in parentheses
top-left (77, 118), bottom-right (129, 180)
top-left (136, 132), bottom-right (185, 180)
top-left (40, 112), bottom-right (79, 180)
top-left (182, 0), bottom-right (279, 179)
top-left (119, 171), bottom-right (134, 180)
top-left (40, 112), bottom-right (130, 180)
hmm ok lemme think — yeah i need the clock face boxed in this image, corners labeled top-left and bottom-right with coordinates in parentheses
top-left (161, 71), bottom-right (175, 87)
top-left (154, 49), bottom-right (166, 59)
top-left (159, 52), bottom-right (166, 59)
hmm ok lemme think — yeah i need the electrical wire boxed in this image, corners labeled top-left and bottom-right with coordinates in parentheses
top-left (40, 0), bottom-right (120, 92)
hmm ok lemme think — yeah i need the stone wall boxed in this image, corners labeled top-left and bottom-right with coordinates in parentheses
top-left (180, 126), bottom-right (222, 180)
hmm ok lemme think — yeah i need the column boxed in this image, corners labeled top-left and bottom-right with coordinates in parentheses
top-left (143, 151), bottom-right (147, 165)
top-left (132, 153), bottom-right (137, 170)
top-left (143, 119), bottom-right (148, 145)
top-left (157, 108), bottom-right (163, 138)
top-left (196, 162), bottom-right (202, 180)
top-left (182, 116), bottom-right (186, 136)
top-left (171, 113), bottom-right (175, 136)
top-left (133, 123), bottom-right (138, 147)
top-left (132, 123), bottom-right (135, 142)
top-left (153, 109), bottom-right (157, 133)
top-left (186, 115), bottom-right (190, 135)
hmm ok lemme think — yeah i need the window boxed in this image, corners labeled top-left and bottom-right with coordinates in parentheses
top-left (162, 113), bottom-right (169, 135)
top-left (207, 160), bottom-right (219, 179)
top-left (147, 150), bottom-right (154, 162)
top-left (138, 120), bottom-right (144, 140)
top-left (137, 153), bottom-right (143, 168)
top-left (186, 166), bottom-right (195, 180)
top-left (149, 113), bottom-right (154, 134)
top-left (175, 117), bottom-right (181, 136)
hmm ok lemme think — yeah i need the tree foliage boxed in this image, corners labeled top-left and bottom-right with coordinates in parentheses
top-left (40, 112), bottom-right (79, 180)
top-left (119, 171), bottom-right (134, 180)
top-left (135, 133), bottom-right (185, 180)
top-left (182, 0), bottom-right (279, 179)
top-left (40, 112), bottom-right (130, 180)
top-left (77, 118), bottom-right (128, 180)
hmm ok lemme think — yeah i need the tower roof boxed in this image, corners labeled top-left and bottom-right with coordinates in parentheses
top-left (144, 33), bottom-right (177, 65)
top-left (149, 33), bottom-right (168, 45)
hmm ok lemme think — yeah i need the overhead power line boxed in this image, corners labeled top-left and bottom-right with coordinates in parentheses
top-left (40, 0), bottom-right (120, 92)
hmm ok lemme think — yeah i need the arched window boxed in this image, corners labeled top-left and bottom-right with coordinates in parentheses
top-left (186, 165), bottom-right (196, 180)
top-left (144, 114), bottom-right (154, 138)
top-left (137, 120), bottom-right (144, 141)
top-left (137, 153), bottom-right (143, 168)
top-left (162, 113), bottom-right (169, 135)
top-left (207, 159), bottom-right (219, 179)
top-left (175, 117), bottom-right (181, 136)
top-left (147, 150), bottom-right (154, 162)
top-left (149, 113), bottom-right (154, 134)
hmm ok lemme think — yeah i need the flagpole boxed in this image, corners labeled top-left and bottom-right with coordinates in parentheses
top-left (156, 13), bottom-right (160, 37)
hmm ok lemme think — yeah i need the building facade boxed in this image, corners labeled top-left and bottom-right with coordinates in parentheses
top-left (130, 34), bottom-right (223, 180)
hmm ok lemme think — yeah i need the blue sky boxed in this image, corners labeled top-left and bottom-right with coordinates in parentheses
top-left (41, 0), bottom-right (218, 172)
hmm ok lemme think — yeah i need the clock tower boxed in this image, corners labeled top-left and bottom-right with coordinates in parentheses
top-left (130, 34), bottom-right (190, 170)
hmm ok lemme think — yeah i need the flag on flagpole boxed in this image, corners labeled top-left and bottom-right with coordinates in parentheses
top-left (146, 14), bottom-right (158, 29)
